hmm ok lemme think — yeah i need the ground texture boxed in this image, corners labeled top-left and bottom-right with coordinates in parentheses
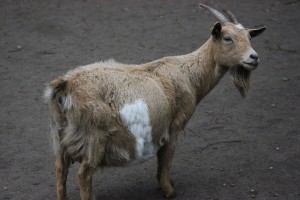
top-left (1, 0), bottom-right (299, 200)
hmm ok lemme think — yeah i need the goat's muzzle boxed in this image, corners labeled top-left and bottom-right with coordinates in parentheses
top-left (243, 52), bottom-right (260, 70)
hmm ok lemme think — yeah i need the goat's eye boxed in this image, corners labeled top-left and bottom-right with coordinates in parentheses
top-left (223, 36), bottom-right (233, 43)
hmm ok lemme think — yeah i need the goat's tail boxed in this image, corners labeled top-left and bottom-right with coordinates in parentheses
top-left (44, 77), bottom-right (74, 111)
top-left (44, 78), bottom-right (72, 154)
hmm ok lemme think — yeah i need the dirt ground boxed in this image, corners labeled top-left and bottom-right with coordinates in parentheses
top-left (1, 0), bottom-right (299, 200)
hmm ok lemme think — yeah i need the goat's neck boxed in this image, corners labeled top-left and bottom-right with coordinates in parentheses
top-left (180, 39), bottom-right (228, 103)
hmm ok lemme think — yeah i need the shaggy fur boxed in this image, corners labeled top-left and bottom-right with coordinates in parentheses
top-left (44, 4), bottom-right (265, 200)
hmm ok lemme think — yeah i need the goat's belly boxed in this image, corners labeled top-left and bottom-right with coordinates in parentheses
top-left (120, 99), bottom-right (158, 165)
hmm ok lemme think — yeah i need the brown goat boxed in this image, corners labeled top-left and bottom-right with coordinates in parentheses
top-left (44, 4), bottom-right (266, 200)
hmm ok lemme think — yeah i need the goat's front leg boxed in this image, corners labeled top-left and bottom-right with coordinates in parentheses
top-left (55, 152), bottom-right (70, 200)
top-left (157, 132), bottom-right (179, 199)
top-left (77, 163), bottom-right (96, 200)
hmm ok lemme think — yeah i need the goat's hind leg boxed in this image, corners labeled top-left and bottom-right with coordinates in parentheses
top-left (77, 163), bottom-right (96, 200)
top-left (55, 152), bottom-right (70, 200)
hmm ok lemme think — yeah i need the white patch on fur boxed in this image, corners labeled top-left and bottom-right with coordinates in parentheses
top-left (43, 86), bottom-right (53, 103)
top-left (235, 23), bottom-right (244, 29)
top-left (120, 99), bottom-right (156, 163)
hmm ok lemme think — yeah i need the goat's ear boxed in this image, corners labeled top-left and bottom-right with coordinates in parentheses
top-left (249, 26), bottom-right (266, 38)
top-left (211, 22), bottom-right (222, 40)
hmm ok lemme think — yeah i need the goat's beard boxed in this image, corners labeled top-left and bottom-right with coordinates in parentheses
top-left (230, 65), bottom-right (251, 98)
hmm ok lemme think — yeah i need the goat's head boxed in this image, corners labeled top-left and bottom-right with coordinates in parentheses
top-left (199, 4), bottom-right (266, 97)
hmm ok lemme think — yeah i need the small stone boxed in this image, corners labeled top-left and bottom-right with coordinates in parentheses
top-left (269, 166), bottom-right (274, 170)
top-left (16, 45), bottom-right (22, 49)
top-left (4, 187), bottom-right (7, 190)
top-left (223, 183), bottom-right (226, 186)
top-left (249, 189), bottom-right (258, 198)
top-left (230, 184), bottom-right (235, 187)
top-left (275, 147), bottom-right (280, 150)
top-left (271, 104), bottom-right (275, 107)
top-left (274, 193), bottom-right (278, 197)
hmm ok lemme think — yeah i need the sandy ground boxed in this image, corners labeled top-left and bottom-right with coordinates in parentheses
top-left (1, 0), bottom-right (299, 200)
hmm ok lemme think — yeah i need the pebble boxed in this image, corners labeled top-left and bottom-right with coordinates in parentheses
top-left (275, 147), bottom-right (280, 150)
top-left (4, 187), bottom-right (7, 190)
top-left (250, 189), bottom-right (258, 195)
top-left (269, 166), bottom-right (274, 170)
top-left (281, 77), bottom-right (290, 81)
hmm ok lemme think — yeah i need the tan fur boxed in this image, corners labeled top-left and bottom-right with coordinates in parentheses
top-left (44, 5), bottom-right (265, 200)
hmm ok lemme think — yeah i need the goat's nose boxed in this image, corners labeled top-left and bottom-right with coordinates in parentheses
top-left (250, 54), bottom-right (259, 62)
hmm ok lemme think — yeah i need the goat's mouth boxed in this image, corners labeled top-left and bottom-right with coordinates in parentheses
top-left (242, 61), bottom-right (258, 70)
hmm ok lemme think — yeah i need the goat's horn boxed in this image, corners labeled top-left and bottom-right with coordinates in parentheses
top-left (223, 9), bottom-right (238, 24)
top-left (199, 4), bottom-right (229, 24)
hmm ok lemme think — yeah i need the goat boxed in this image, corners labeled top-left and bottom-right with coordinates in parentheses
top-left (44, 4), bottom-right (266, 200)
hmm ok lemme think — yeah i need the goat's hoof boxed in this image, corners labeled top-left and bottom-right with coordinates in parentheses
top-left (164, 190), bottom-right (177, 199)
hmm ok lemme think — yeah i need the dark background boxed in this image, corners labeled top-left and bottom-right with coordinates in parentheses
top-left (1, 0), bottom-right (299, 199)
